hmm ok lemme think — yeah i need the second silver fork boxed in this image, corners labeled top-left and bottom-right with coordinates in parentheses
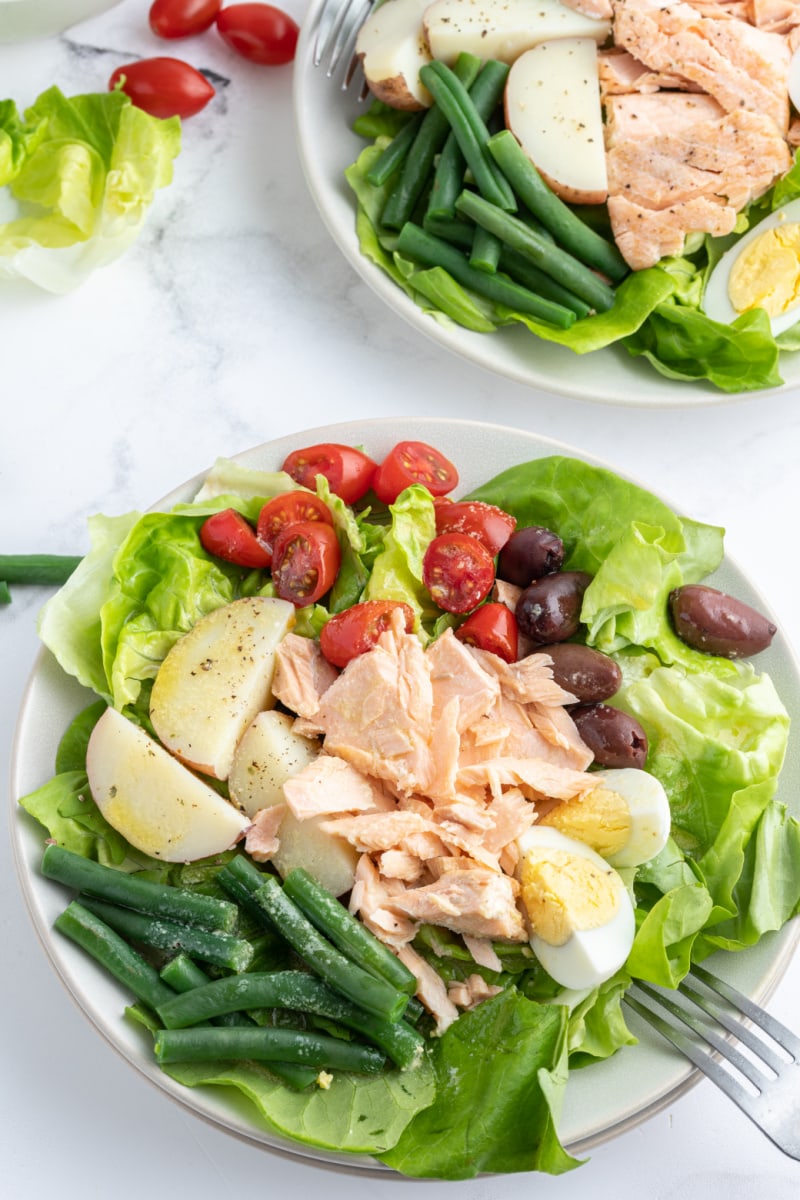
top-left (313, 0), bottom-right (375, 89)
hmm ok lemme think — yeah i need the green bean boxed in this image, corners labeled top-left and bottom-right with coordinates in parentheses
top-left (42, 845), bottom-right (239, 933)
top-left (79, 897), bottom-right (254, 973)
top-left (0, 581), bottom-right (10, 605)
top-left (454, 189), bottom-right (616, 312)
top-left (426, 58), bottom-right (510, 224)
top-left (0, 554), bottom-right (82, 585)
top-left (54, 900), bottom-right (176, 1012)
top-left (418, 61), bottom-right (516, 213)
top-left (420, 213), bottom-right (474, 250)
top-left (159, 955), bottom-right (317, 1088)
top-left (366, 113), bottom-right (425, 187)
top-left (396, 222), bottom-right (576, 328)
top-left (499, 248), bottom-right (592, 318)
top-left (381, 52), bottom-right (482, 231)
top-left (255, 875), bottom-right (409, 1022)
top-left (487, 129), bottom-right (629, 283)
top-left (154, 1026), bottom-right (388, 1074)
top-left (470, 226), bottom-right (502, 273)
top-left (157, 970), bottom-right (424, 1069)
top-left (283, 868), bottom-right (416, 996)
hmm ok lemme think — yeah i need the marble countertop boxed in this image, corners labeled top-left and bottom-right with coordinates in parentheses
top-left (3, 3), bottom-right (800, 1196)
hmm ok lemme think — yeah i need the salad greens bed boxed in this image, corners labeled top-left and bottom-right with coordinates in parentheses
top-left (18, 452), bottom-right (799, 1179)
top-left (346, 96), bottom-right (800, 394)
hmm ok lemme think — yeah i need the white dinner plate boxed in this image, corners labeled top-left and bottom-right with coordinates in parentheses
top-left (11, 416), bottom-right (800, 1173)
top-left (292, 3), bottom-right (800, 408)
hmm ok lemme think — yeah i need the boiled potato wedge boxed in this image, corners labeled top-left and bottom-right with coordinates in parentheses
top-left (229, 710), bottom-right (359, 897)
top-left (149, 596), bottom-right (295, 781)
top-left (86, 707), bottom-right (250, 862)
top-left (356, 0), bottom-right (433, 110)
top-left (423, 0), bottom-right (610, 66)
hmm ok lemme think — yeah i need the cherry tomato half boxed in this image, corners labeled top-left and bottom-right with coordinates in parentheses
top-left (271, 521), bottom-right (341, 607)
top-left (256, 491), bottom-right (334, 561)
top-left (200, 508), bottom-right (271, 568)
top-left (149, 0), bottom-right (222, 38)
top-left (422, 532), bottom-right (495, 614)
top-left (434, 499), bottom-right (516, 557)
top-left (216, 4), bottom-right (299, 65)
top-left (320, 600), bottom-right (415, 669)
top-left (455, 603), bottom-right (519, 663)
top-left (281, 444), bottom-right (377, 506)
top-left (373, 441), bottom-right (460, 505)
top-left (109, 57), bottom-right (215, 119)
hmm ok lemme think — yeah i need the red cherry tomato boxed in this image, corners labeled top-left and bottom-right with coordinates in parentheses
top-left (271, 521), bottom-right (341, 607)
top-left (434, 499), bottom-right (516, 557)
top-left (422, 532), bottom-right (495, 614)
top-left (320, 601), bottom-right (415, 669)
top-left (149, 0), bottom-right (222, 38)
top-left (373, 441), bottom-right (459, 505)
top-left (281, 444), bottom-right (377, 505)
top-left (455, 603), bottom-right (519, 663)
top-left (256, 491), bottom-right (334, 561)
top-left (109, 57), bottom-right (214, 119)
top-left (215, 4), bottom-right (299, 65)
top-left (199, 508), bottom-right (271, 568)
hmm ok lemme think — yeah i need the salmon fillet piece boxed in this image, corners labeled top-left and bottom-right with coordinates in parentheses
top-left (448, 974), bottom-right (504, 1010)
top-left (599, 47), bottom-right (702, 94)
top-left (396, 943), bottom-right (460, 1033)
top-left (282, 753), bottom-right (394, 820)
top-left (458, 756), bottom-right (600, 803)
top-left (613, 0), bottom-right (790, 133)
top-left (390, 868), bottom-right (528, 942)
top-left (244, 805), bottom-right (283, 862)
top-left (271, 633), bottom-right (339, 724)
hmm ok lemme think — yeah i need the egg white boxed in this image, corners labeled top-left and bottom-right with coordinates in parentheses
top-left (516, 826), bottom-right (636, 991)
top-left (703, 198), bottom-right (800, 336)
top-left (590, 767), bottom-right (671, 868)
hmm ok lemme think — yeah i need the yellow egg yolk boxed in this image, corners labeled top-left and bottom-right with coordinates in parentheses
top-left (519, 849), bottom-right (623, 947)
top-left (538, 785), bottom-right (631, 859)
top-left (728, 222), bottom-right (800, 318)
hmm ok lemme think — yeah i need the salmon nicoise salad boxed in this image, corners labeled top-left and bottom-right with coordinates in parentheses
top-left (345, 0), bottom-right (800, 392)
top-left (20, 438), bottom-right (799, 1178)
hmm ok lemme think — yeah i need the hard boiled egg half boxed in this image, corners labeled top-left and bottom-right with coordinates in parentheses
top-left (538, 766), bottom-right (671, 869)
top-left (516, 826), bottom-right (636, 990)
top-left (703, 198), bottom-right (800, 336)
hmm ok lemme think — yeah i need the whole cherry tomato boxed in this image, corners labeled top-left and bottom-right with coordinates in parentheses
top-left (281, 444), bottom-right (377, 505)
top-left (372, 441), bottom-right (459, 505)
top-left (271, 521), bottom-right (341, 606)
top-left (434, 499), bottom-right (516, 557)
top-left (256, 491), bottom-right (333, 562)
top-left (422, 532), bottom-right (495, 614)
top-left (320, 601), bottom-right (415, 668)
top-left (455, 603), bottom-right (519, 663)
top-left (216, 4), bottom-right (300, 65)
top-left (109, 57), bottom-right (215, 119)
top-left (149, 0), bottom-right (222, 38)
top-left (199, 508), bottom-right (271, 568)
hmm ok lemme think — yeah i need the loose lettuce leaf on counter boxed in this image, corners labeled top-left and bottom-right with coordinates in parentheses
top-left (0, 86), bottom-right (180, 293)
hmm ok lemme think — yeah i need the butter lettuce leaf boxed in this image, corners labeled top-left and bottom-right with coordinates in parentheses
top-left (0, 85), bottom-right (179, 292)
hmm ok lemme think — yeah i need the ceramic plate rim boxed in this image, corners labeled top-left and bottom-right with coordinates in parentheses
top-left (292, 4), bottom-right (799, 409)
top-left (10, 415), bottom-right (800, 1174)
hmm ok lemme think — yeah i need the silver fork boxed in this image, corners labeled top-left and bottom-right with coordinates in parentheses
top-left (625, 962), bottom-right (800, 1159)
top-left (313, 0), bottom-right (375, 91)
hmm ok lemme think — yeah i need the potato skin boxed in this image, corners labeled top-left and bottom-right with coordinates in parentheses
top-left (360, 60), bottom-right (429, 110)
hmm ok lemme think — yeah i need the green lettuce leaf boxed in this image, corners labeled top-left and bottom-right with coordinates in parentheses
top-left (378, 989), bottom-right (579, 1179)
top-left (0, 85), bottom-right (180, 292)
top-left (364, 484), bottom-right (438, 628)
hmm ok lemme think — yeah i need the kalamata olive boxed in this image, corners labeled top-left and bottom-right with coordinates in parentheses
top-left (571, 703), bottom-right (648, 769)
top-left (669, 585), bottom-right (777, 659)
top-left (515, 571), bottom-right (592, 644)
top-left (497, 525), bottom-right (564, 588)
top-left (544, 643), bottom-right (623, 702)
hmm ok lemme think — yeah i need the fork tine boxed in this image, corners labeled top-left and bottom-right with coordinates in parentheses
top-left (625, 986), bottom-right (764, 1119)
top-left (324, 0), bottom-right (372, 76)
top-left (691, 963), bottom-right (800, 1060)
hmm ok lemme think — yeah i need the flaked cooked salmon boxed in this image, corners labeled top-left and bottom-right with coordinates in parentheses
top-left (390, 869), bottom-right (528, 942)
top-left (271, 633), bottom-right (339, 727)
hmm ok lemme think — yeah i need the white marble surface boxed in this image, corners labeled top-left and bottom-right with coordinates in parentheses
top-left (3, 2), bottom-right (800, 1196)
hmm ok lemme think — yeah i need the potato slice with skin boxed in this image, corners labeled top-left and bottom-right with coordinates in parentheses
top-left (150, 596), bottom-right (295, 781)
top-left (423, 0), bottom-right (611, 67)
top-left (229, 710), bottom-right (359, 897)
top-left (504, 39), bottom-right (608, 205)
top-left (87, 707), bottom-right (250, 862)
top-left (356, 0), bottom-right (433, 110)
